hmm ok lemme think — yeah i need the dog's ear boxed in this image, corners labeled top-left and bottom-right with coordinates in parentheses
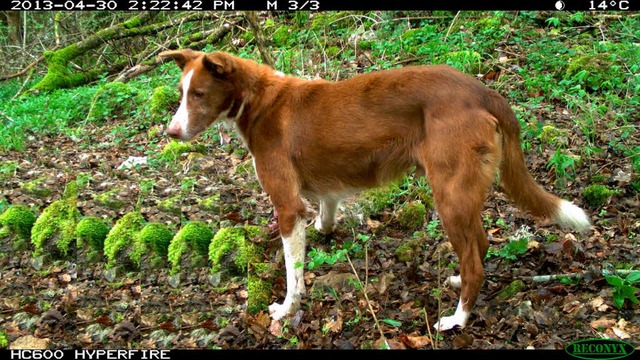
top-left (203, 52), bottom-right (232, 79)
top-left (158, 49), bottom-right (198, 70)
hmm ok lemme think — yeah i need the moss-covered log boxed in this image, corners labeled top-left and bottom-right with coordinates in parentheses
top-left (28, 12), bottom-right (231, 92)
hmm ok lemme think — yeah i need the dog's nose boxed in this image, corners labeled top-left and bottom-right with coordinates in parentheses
top-left (166, 125), bottom-right (180, 138)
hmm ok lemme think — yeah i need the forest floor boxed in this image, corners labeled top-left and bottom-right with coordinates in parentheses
top-left (0, 119), bottom-right (638, 350)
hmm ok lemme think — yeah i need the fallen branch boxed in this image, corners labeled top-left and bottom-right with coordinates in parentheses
top-left (527, 269), bottom-right (636, 283)
top-left (114, 22), bottom-right (233, 83)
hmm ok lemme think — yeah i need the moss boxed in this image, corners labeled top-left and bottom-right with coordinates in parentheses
top-left (394, 237), bottom-right (425, 262)
top-left (31, 195), bottom-right (79, 258)
top-left (150, 86), bottom-right (179, 118)
top-left (397, 201), bottom-right (426, 230)
top-left (0, 205), bottom-right (37, 240)
top-left (197, 194), bottom-right (221, 213)
top-left (358, 41), bottom-right (373, 50)
top-left (139, 223), bottom-right (173, 257)
top-left (76, 217), bottom-right (110, 251)
top-left (582, 184), bottom-right (620, 207)
top-left (0, 330), bottom-right (7, 349)
top-left (326, 46), bottom-right (341, 57)
top-left (438, 50), bottom-right (483, 73)
top-left (103, 212), bottom-right (145, 269)
top-left (158, 195), bottom-right (182, 215)
top-left (538, 125), bottom-right (569, 146)
top-left (497, 280), bottom-right (526, 300)
top-left (20, 177), bottom-right (53, 198)
top-left (122, 15), bottom-right (142, 29)
top-left (160, 140), bottom-right (207, 162)
top-left (167, 221), bottom-right (213, 273)
top-left (247, 262), bottom-right (274, 314)
top-left (30, 44), bottom-right (98, 92)
top-left (310, 12), bottom-right (350, 31)
top-left (209, 225), bottom-right (267, 275)
top-left (359, 183), bottom-right (399, 218)
top-left (93, 189), bottom-right (126, 210)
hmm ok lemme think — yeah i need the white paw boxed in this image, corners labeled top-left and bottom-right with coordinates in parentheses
top-left (268, 302), bottom-right (292, 320)
top-left (314, 216), bottom-right (335, 234)
top-left (446, 275), bottom-right (461, 288)
top-left (434, 315), bottom-right (465, 332)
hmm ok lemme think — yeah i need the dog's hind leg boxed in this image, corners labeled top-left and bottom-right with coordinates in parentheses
top-left (315, 196), bottom-right (340, 234)
top-left (421, 114), bottom-right (500, 331)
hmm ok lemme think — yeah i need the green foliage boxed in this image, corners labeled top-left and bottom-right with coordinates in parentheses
top-left (139, 223), bottom-right (174, 257)
top-left (547, 148), bottom-right (579, 186)
top-left (0, 205), bottom-right (37, 240)
top-left (0, 161), bottom-right (18, 181)
top-left (487, 225), bottom-right (532, 261)
top-left (76, 216), bottom-right (110, 251)
top-left (605, 271), bottom-right (640, 309)
top-left (103, 212), bottom-right (145, 269)
top-left (150, 85), bottom-right (179, 121)
top-left (582, 184), bottom-right (620, 207)
top-left (307, 233), bottom-right (368, 271)
top-left (87, 81), bottom-right (142, 123)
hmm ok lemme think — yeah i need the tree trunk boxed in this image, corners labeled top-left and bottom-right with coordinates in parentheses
top-left (5, 11), bottom-right (23, 45)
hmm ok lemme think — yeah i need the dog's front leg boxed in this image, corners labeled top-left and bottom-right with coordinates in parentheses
top-left (269, 215), bottom-right (307, 320)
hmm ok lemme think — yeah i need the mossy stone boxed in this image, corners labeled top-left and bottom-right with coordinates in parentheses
top-left (76, 216), bottom-right (110, 251)
top-left (103, 212), bottom-right (145, 269)
top-left (0, 205), bottom-right (37, 240)
top-left (20, 177), bottom-right (53, 198)
top-left (31, 198), bottom-right (79, 258)
top-left (397, 201), bottom-right (426, 231)
top-left (538, 125), bottom-right (569, 146)
top-left (497, 280), bottom-right (526, 300)
top-left (247, 262), bottom-right (275, 315)
top-left (209, 225), bottom-right (268, 275)
top-left (168, 221), bottom-right (214, 274)
top-left (394, 237), bottom-right (425, 263)
top-left (582, 184), bottom-right (620, 207)
top-left (93, 189), bottom-right (127, 210)
top-left (139, 222), bottom-right (174, 257)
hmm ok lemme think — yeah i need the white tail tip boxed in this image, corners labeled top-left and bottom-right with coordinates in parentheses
top-left (556, 200), bottom-right (591, 233)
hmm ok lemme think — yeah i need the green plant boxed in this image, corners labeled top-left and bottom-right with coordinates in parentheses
top-left (487, 225), bottom-right (532, 261)
top-left (307, 234), bottom-right (367, 270)
top-left (396, 201), bottom-right (426, 230)
top-left (547, 148), bottom-right (578, 185)
top-left (605, 271), bottom-right (640, 309)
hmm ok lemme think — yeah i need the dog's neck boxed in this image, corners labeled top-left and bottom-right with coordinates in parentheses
top-left (225, 61), bottom-right (290, 151)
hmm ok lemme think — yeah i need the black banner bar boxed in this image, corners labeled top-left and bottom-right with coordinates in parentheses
top-left (2, 0), bottom-right (639, 11)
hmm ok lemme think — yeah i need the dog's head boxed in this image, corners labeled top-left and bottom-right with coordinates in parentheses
top-left (159, 49), bottom-right (238, 141)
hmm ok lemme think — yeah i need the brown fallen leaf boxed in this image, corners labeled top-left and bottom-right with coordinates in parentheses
top-left (590, 317), bottom-right (616, 330)
top-left (452, 333), bottom-right (474, 349)
top-left (399, 334), bottom-right (432, 349)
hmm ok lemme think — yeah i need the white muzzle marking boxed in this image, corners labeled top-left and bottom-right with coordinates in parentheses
top-left (168, 69), bottom-right (194, 139)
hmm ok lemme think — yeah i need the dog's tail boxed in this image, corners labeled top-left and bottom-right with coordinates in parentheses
top-left (490, 94), bottom-right (591, 233)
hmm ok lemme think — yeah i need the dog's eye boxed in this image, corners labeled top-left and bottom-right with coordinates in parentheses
top-left (192, 90), bottom-right (204, 99)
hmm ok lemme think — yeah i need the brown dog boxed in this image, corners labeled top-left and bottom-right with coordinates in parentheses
top-left (159, 49), bottom-right (591, 331)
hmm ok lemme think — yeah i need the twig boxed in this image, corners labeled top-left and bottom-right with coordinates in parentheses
top-left (345, 252), bottom-right (389, 349)
top-left (423, 307), bottom-right (435, 350)
top-left (0, 111), bottom-right (15, 123)
top-left (444, 11), bottom-right (461, 42)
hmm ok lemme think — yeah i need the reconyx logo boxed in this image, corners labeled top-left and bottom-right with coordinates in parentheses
top-left (566, 338), bottom-right (635, 360)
